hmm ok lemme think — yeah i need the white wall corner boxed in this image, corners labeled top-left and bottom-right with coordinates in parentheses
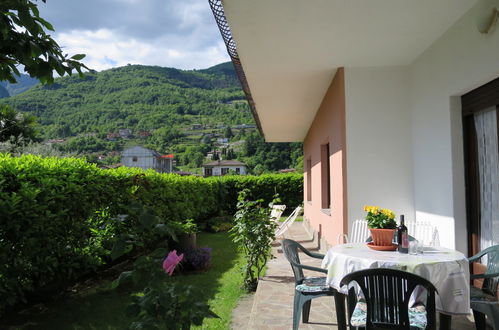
top-left (344, 66), bottom-right (414, 227)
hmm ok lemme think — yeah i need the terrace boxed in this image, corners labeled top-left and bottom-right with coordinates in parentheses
top-left (233, 222), bottom-right (479, 329)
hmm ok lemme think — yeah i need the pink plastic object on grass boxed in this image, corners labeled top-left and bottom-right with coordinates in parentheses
top-left (163, 250), bottom-right (184, 276)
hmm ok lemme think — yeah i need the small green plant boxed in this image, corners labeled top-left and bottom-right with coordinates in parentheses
top-left (173, 218), bottom-right (198, 235)
top-left (364, 205), bottom-right (397, 229)
top-left (230, 189), bottom-right (278, 292)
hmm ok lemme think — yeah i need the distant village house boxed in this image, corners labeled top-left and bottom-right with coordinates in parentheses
top-left (138, 130), bottom-right (151, 138)
top-left (234, 124), bottom-right (256, 129)
top-left (106, 132), bottom-right (119, 141)
top-left (45, 139), bottom-right (65, 144)
top-left (202, 160), bottom-right (246, 177)
top-left (206, 150), bottom-right (221, 160)
top-left (121, 146), bottom-right (173, 173)
top-left (119, 129), bottom-right (132, 138)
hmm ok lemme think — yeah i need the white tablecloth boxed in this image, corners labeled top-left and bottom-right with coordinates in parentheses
top-left (321, 243), bottom-right (470, 315)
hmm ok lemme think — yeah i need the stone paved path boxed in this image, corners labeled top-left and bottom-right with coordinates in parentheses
top-left (231, 221), bottom-right (478, 329)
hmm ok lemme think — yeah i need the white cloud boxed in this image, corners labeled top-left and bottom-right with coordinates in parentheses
top-left (38, 0), bottom-right (230, 71)
top-left (55, 28), bottom-right (229, 71)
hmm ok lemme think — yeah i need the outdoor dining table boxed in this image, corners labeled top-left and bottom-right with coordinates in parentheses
top-left (321, 243), bottom-right (470, 330)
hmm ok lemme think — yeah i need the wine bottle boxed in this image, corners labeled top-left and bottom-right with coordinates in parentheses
top-left (397, 215), bottom-right (409, 254)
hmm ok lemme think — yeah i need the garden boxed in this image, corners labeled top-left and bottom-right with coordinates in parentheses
top-left (0, 153), bottom-right (303, 329)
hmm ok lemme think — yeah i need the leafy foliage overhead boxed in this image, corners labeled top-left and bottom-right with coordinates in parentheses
top-left (0, 0), bottom-right (88, 84)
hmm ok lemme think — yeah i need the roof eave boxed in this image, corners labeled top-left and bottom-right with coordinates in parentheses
top-left (208, 0), bottom-right (264, 139)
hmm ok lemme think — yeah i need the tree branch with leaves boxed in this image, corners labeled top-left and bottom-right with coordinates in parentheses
top-left (0, 0), bottom-right (89, 84)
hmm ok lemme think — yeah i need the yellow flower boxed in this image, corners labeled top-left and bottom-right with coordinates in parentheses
top-left (364, 205), bottom-right (379, 214)
top-left (380, 208), bottom-right (395, 219)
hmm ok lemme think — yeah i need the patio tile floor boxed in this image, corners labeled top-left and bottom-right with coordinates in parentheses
top-left (232, 221), bottom-right (479, 329)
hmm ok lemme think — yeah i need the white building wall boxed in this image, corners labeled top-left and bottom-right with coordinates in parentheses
top-left (342, 2), bottom-right (499, 252)
top-left (409, 1), bottom-right (499, 252)
top-left (344, 67), bottom-right (415, 232)
top-left (207, 165), bottom-right (246, 176)
top-left (122, 156), bottom-right (156, 171)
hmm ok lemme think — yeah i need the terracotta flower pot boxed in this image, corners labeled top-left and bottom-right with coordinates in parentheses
top-left (174, 233), bottom-right (197, 250)
top-left (369, 228), bottom-right (396, 246)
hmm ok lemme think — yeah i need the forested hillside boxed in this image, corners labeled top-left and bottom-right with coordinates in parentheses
top-left (2, 62), bottom-right (302, 173)
top-left (5, 63), bottom-right (247, 136)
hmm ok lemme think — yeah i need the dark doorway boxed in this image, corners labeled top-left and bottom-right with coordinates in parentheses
top-left (462, 77), bottom-right (499, 259)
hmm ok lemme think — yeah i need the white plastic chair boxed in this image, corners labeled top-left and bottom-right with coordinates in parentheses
top-left (275, 206), bottom-right (302, 238)
top-left (337, 218), bottom-right (440, 246)
top-left (406, 219), bottom-right (440, 246)
top-left (337, 219), bottom-right (369, 244)
top-left (270, 204), bottom-right (286, 223)
top-left (351, 219), bottom-right (370, 243)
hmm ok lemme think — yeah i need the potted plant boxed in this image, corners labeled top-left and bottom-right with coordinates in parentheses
top-left (173, 219), bottom-right (198, 250)
top-left (364, 205), bottom-right (397, 247)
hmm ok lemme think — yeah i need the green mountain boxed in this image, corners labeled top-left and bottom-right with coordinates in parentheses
top-left (199, 61), bottom-right (239, 77)
top-left (0, 74), bottom-right (39, 97)
top-left (4, 63), bottom-right (250, 138)
top-left (0, 85), bottom-right (9, 98)
top-left (1, 62), bottom-right (302, 173)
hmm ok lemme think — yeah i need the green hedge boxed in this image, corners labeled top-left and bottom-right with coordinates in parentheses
top-left (0, 155), bottom-right (110, 307)
top-left (0, 153), bottom-right (302, 312)
top-left (213, 173), bottom-right (303, 214)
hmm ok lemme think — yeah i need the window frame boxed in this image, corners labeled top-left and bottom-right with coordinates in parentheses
top-left (320, 143), bottom-right (331, 211)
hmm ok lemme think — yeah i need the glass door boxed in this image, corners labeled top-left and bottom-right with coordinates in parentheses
top-left (474, 108), bottom-right (499, 254)
top-left (462, 77), bottom-right (499, 258)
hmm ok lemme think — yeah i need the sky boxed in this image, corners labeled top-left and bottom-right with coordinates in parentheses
top-left (38, 0), bottom-right (230, 72)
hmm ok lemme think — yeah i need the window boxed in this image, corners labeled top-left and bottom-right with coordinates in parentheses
top-left (306, 158), bottom-right (312, 202)
top-left (236, 168), bottom-right (240, 174)
top-left (205, 168), bottom-right (213, 176)
top-left (321, 143), bottom-right (331, 210)
top-left (221, 168), bottom-right (229, 175)
top-left (132, 156), bottom-right (138, 162)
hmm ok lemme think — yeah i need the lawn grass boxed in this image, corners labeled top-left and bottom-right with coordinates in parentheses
top-left (185, 233), bottom-right (246, 329)
top-left (279, 215), bottom-right (303, 222)
top-left (2, 232), bottom-right (246, 329)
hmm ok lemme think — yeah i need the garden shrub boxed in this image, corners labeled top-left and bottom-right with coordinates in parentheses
top-left (0, 153), bottom-right (302, 313)
top-left (231, 190), bottom-right (278, 292)
top-left (104, 167), bottom-right (222, 223)
top-left (0, 154), bottom-right (115, 308)
top-left (180, 246), bottom-right (212, 271)
top-left (214, 173), bottom-right (303, 215)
